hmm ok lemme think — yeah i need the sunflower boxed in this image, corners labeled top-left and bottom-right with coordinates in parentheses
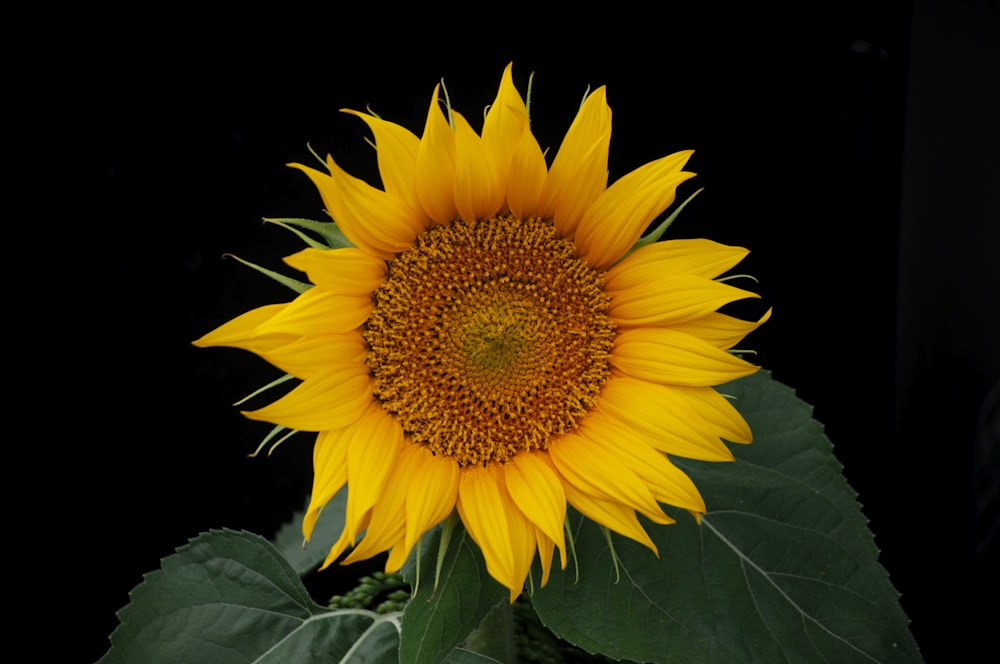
top-left (195, 64), bottom-right (769, 600)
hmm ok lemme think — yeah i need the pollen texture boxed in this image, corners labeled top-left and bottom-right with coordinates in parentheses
top-left (364, 215), bottom-right (616, 465)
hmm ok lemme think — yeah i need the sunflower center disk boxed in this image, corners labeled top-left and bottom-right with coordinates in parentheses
top-left (364, 215), bottom-right (615, 466)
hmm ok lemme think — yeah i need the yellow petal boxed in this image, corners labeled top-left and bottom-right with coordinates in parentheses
top-left (403, 444), bottom-right (460, 553)
top-left (671, 307), bottom-right (772, 350)
top-left (488, 463), bottom-right (536, 601)
top-left (538, 87), bottom-right (611, 237)
top-left (479, 64), bottom-right (546, 218)
top-left (341, 109), bottom-right (428, 224)
top-left (456, 464), bottom-right (519, 598)
top-left (504, 451), bottom-right (567, 568)
top-left (283, 247), bottom-right (387, 295)
top-left (606, 239), bottom-right (750, 289)
top-left (481, 63), bottom-right (528, 184)
top-left (548, 432), bottom-right (670, 524)
top-left (534, 527), bottom-right (557, 586)
top-left (597, 374), bottom-right (735, 461)
top-left (579, 410), bottom-right (706, 513)
top-left (505, 123), bottom-right (547, 219)
top-left (453, 110), bottom-right (503, 223)
top-left (303, 427), bottom-right (350, 540)
top-left (609, 273), bottom-right (759, 328)
top-left (681, 386), bottom-right (754, 444)
top-left (319, 510), bottom-right (370, 571)
top-left (192, 303), bottom-right (294, 354)
top-left (415, 84), bottom-right (458, 224)
top-left (242, 365), bottom-right (371, 431)
top-left (342, 443), bottom-right (459, 568)
top-left (255, 332), bottom-right (366, 380)
top-left (340, 442), bottom-right (442, 567)
top-left (253, 286), bottom-right (371, 337)
top-left (289, 160), bottom-right (420, 259)
top-left (562, 480), bottom-right (661, 554)
top-left (342, 497), bottom-right (405, 567)
top-left (344, 402), bottom-right (405, 542)
top-left (384, 537), bottom-right (413, 574)
top-left (612, 327), bottom-right (760, 386)
top-left (574, 151), bottom-right (695, 270)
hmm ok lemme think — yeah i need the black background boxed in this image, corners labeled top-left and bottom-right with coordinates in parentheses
top-left (73, 1), bottom-right (997, 661)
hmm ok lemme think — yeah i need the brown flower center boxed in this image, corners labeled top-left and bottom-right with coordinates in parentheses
top-left (364, 215), bottom-right (614, 466)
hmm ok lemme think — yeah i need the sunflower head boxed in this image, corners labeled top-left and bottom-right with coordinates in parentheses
top-left (195, 64), bottom-right (769, 600)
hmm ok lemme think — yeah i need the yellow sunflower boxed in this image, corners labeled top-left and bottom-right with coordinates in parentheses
top-left (195, 64), bottom-right (769, 600)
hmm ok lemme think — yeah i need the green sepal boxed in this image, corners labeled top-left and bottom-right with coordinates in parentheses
top-left (599, 525), bottom-right (621, 584)
top-left (435, 511), bottom-right (460, 594)
top-left (263, 217), bottom-right (355, 250)
top-left (223, 253), bottom-right (311, 293)
top-left (628, 187), bottom-right (703, 254)
top-left (233, 373), bottom-right (295, 406)
top-left (563, 515), bottom-right (580, 584)
top-left (249, 425), bottom-right (300, 458)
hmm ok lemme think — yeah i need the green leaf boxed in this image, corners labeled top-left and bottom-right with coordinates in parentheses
top-left (399, 523), bottom-right (508, 664)
top-left (272, 488), bottom-right (348, 577)
top-left (530, 371), bottom-right (921, 663)
top-left (100, 529), bottom-right (402, 664)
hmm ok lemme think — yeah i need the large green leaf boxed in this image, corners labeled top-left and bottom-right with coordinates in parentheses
top-left (399, 523), bottom-right (508, 664)
top-left (99, 529), bottom-right (402, 664)
top-left (530, 371), bottom-right (921, 663)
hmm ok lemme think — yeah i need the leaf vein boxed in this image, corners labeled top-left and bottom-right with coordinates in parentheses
top-left (702, 517), bottom-right (881, 663)
top-left (739, 555), bottom-right (790, 663)
top-left (337, 613), bottom-right (402, 664)
top-left (246, 609), bottom-right (396, 663)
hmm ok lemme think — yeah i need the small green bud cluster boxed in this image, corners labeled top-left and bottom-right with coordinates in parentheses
top-left (327, 571), bottom-right (410, 614)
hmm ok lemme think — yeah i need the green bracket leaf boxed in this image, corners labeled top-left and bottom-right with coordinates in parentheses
top-left (99, 529), bottom-right (401, 664)
top-left (530, 371), bottom-right (921, 663)
top-left (399, 523), bottom-right (508, 664)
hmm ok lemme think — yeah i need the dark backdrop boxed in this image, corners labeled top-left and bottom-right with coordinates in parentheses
top-left (78, 2), bottom-right (996, 661)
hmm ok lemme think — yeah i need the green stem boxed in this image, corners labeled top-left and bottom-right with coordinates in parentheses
top-left (464, 601), bottom-right (516, 663)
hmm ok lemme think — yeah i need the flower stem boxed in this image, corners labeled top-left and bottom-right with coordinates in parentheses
top-left (464, 601), bottom-right (516, 663)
